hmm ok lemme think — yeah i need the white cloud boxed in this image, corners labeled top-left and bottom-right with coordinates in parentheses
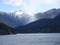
top-left (43, 0), bottom-right (59, 5)
top-left (1, 0), bottom-right (60, 14)
top-left (2, 0), bottom-right (23, 6)
top-left (23, 0), bottom-right (60, 13)
top-left (23, 0), bottom-right (39, 14)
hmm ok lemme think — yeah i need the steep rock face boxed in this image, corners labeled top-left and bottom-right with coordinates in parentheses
top-left (0, 23), bottom-right (16, 35)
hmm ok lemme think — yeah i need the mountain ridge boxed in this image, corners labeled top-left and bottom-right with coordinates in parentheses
top-left (0, 8), bottom-right (60, 27)
top-left (15, 14), bottom-right (60, 33)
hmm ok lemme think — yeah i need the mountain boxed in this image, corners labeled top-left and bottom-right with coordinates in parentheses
top-left (0, 8), bottom-right (60, 33)
top-left (0, 23), bottom-right (16, 35)
top-left (0, 8), bottom-right (60, 27)
top-left (0, 11), bottom-right (37, 27)
top-left (15, 8), bottom-right (60, 33)
top-left (35, 8), bottom-right (60, 19)
top-left (15, 15), bottom-right (60, 33)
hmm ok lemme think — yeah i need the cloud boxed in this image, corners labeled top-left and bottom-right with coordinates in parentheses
top-left (23, 0), bottom-right (40, 14)
top-left (2, 0), bottom-right (23, 6)
top-left (23, 0), bottom-right (60, 13)
top-left (1, 0), bottom-right (60, 14)
top-left (43, 0), bottom-right (60, 5)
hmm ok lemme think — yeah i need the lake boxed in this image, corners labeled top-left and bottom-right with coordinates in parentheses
top-left (0, 33), bottom-right (60, 45)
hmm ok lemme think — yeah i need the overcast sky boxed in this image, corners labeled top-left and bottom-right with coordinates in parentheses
top-left (0, 0), bottom-right (60, 14)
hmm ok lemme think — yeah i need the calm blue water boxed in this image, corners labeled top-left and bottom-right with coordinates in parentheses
top-left (0, 33), bottom-right (60, 45)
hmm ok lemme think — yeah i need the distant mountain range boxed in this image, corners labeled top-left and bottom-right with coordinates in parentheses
top-left (0, 10), bottom-right (37, 27)
top-left (15, 14), bottom-right (60, 33)
top-left (0, 8), bottom-right (60, 27)
top-left (35, 8), bottom-right (60, 19)
top-left (0, 11), bottom-right (30, 27)
top-left (0, 8), bottom-right (60, 34)
top-left (15, 8), bottom-right (60, 33)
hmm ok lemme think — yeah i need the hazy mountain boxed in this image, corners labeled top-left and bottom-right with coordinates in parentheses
top-left (0, 8), bottom-right (60, 33)
top-left (15, 8), bottom-right (60, 33)
top-left (15, 14), bottom-right (60, 33)
top-left (35, 8), bottom-right (60, 19)
top-left (0, 10), bottom-right (36, 27)
top-left (0, 8), bottom-right (60, 28)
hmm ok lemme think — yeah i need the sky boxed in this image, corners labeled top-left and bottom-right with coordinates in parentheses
top-left (0, 0), bottom-right (60, 14)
